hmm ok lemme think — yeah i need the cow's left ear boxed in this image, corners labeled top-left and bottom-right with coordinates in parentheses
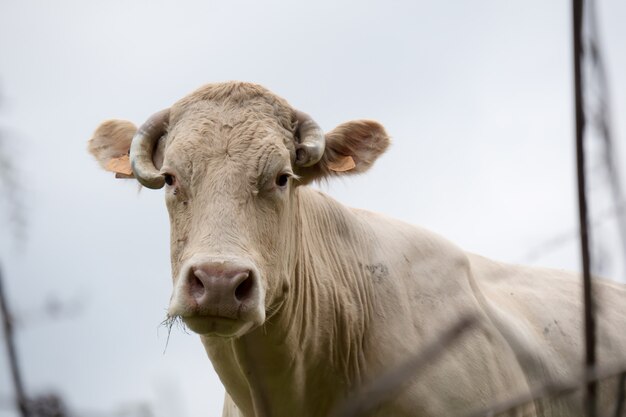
top-left (297, 120), bottom-right (390, 183)
top-left (88, 119), bottom-right (166, 180)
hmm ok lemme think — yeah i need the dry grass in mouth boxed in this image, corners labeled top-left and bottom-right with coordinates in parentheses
top-left (159, 314), bottom-right (189, 353)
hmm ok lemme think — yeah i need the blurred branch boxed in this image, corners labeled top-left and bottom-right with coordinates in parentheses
top-left (328, 315), bottom-right (478, 417)
top-left (12, 293), bottom-right (87, 329)
top-left (0, 264), bottom-right (30, 417)
top-left (584, 0), bottom-right (626, 263)
top-left (26, 394), bottom-right (69, 417)
top-left (0, 127), bottom-right (27, 241)
top-left (520, 203), bottom-right (624, 264)
top-left (458, 363), bottom-right (626, 417)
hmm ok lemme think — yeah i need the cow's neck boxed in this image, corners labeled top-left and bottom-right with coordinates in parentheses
top-left (201, 187), bottom-right (380, 416)
top-left (278, 186), bottom-right (379, 382)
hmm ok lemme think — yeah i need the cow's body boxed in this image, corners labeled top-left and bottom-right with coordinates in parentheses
top-left (88, 82), bottom-right (626, 417)
top-left (213, 187), bottom-right (626, 417)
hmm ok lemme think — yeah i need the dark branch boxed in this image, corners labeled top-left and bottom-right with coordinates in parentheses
top-left (572, 0), bottom-right (597, 415)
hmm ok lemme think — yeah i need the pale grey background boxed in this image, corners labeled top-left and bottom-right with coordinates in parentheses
top-left (1, 1), bottom-right (625, 416)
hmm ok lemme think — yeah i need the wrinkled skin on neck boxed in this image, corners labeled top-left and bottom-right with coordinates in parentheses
top-left (200, 187), bottom-right (383, 417)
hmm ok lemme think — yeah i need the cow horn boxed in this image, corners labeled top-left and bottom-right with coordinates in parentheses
top-left (294, 110), bottom-right (325, 167)
top-left (130, 109), bottom-right (170, 189)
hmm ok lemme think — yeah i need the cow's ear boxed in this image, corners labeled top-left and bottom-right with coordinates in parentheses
top-left (298, 120), bottom-right (390, 183)
top-left (88, 120), bottom-right (137, 178)
top-left (88, 119), bottom-right (166, 180)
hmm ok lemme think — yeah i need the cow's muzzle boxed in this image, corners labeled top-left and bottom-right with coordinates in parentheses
top-left (169, 256), bottom-right (266, 337)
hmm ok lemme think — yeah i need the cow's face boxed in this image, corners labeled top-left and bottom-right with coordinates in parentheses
top-left (88, 82), bottom-right (389, 338)
top-left (161, 96), bottom-right (300, 338)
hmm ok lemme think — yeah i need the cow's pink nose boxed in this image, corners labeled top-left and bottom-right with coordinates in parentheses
top-left (187, 262), bottom-right (257, 318)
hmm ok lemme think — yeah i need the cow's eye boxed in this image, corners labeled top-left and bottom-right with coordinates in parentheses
top-left (163, 173), bottom-right (175, 186)
top-left (276, 173), bottom-right (289, 188)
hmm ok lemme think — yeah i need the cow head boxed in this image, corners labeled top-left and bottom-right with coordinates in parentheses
top-left (88, 82), bottom-right (389, 338)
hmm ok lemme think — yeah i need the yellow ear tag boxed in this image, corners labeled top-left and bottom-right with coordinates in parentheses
top-left (105, 155), bottom-right (134, 177)
top-left (328, 155), bottom-right (356, 172)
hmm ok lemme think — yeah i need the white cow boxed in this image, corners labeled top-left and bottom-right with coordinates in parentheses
top-left (88, 81), bottom-right (626, 417)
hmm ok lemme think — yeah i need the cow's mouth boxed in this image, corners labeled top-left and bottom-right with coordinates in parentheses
top-left (181, 315), bottom-right (256, 338)
top-left (168, 255), bottom-right (267, 337)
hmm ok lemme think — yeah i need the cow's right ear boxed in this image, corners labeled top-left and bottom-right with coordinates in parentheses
top-left (88, 120), bottom-right (137, 178)
top-left (296, 120), bottom-right (390, 184)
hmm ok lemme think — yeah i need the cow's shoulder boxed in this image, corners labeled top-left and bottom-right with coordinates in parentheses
top-left (350, 206), bottom-right (471, 276)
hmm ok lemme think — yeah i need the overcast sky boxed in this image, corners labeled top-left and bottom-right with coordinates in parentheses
top-left (1, 1), bottom-right (625, 416)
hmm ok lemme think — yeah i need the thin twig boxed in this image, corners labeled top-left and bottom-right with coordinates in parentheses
top-left (520, 204), bottom-right (625, 264)
top-left (328, 315), bottom-right (478, 417)
top-left (585, 0), bottom-right (626, 266)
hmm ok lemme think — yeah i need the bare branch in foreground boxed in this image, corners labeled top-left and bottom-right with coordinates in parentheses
top-left (328, 315), bottom-right (478, 417)
top-left (459, 363), bottom-right (626, 417)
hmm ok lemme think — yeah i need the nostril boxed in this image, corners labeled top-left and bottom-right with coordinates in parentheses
top-left (235, 276), bottom-right (254, 301)
top-left (190, 271), bottom-right (205, 298)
